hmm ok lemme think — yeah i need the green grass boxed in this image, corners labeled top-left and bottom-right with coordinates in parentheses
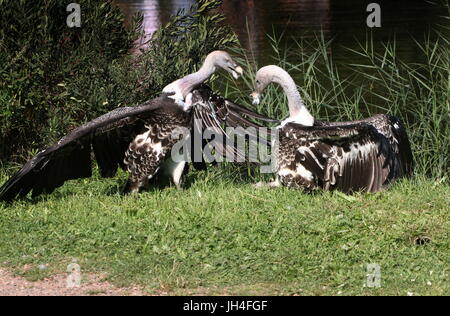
top-left (0, 169), bottom-right (448, 296)
top-left (0, 1), bottom-right (447, 297)
top-left (0, 7), bottom-right (448, 297)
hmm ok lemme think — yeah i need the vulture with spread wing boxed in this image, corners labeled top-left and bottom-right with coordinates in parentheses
top-left (251, 66), bottom-right (414, 193)
top-left (0, 51), bottom-right (274, 201)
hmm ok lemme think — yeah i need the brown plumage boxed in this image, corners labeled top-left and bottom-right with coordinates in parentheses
top-left (0, 85), bottom-right (276, 201)
top-left (0, 52), bottom-right (277, 201)
top-left (252, 65), bottom-right (414, 193)
top-left (276, 120), bottom-right (412, 193)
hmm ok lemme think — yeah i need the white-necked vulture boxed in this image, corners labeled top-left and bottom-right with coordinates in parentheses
top-left (0, 51), bottom-right (274, 201)
top-left (251, 65), bottom-right (414, 193)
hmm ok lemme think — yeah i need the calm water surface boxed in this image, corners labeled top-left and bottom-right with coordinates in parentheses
top-left (113, 0), bottom-right (444, 65)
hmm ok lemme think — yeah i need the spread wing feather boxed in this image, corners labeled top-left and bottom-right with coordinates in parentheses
top-left (281, 123), bottom-right (396, 193)
top-left (194, 105), bottom-right (247, 162)
top-left (315, 114), bottom-right (414, 179)
top-left (0, 97), bottom-right (170, 201)
top-left (190, 86), bottom-right (277, 164)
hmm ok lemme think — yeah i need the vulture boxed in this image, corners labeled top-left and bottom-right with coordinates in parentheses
top-left (251, 65), bottom-right (414, 193)
top-left (0, 51), bottom-right (274, 201)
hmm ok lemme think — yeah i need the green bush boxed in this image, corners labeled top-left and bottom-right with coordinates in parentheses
top-left (0, 0), bottom-right (237, 163)
top-left (106, 0), bottom-right (238, 107)
top-left (0, 0), bottom-right (139, 161)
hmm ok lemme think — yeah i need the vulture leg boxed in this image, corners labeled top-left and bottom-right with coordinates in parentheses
top-left (254, 176), bottom-right (283, 189)
top-left (162, 159), bottom-right (189, 190)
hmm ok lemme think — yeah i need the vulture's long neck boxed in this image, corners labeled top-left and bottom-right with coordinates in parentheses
top-left (177, 56), bottom-right (216, 99)
top-left (274, 71), bottom-right (314, 127)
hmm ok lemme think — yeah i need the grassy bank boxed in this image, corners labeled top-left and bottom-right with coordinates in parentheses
top-left (0, 0), bottom-right (448, 297)
top-left (1, 31), bottom-right (448, 297)
top-left (0, 169), bottom-right (448, 295)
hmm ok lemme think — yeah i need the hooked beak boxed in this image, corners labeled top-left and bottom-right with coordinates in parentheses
top-left (250, 92), bottom-right (261, 105)
top-left (230, 66), bottom-right (244, 80)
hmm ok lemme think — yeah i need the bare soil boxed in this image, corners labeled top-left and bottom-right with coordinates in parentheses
top-left (0, 268), bottom-right (147, 296)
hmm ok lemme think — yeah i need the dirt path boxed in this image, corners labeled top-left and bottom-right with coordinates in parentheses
top-left (0, 268), bottom-right (146, 296)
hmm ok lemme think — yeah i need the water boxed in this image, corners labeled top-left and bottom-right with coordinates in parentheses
top-left (114, 0), bottom-right (197, 45)
top-left (113, 0), bottom-right (444, 64)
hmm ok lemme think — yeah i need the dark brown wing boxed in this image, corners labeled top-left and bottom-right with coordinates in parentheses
top-left (0, 95), bottom-right (175, 201)
top-left (190, 86), bottom-right (277, 165)
top-left (384, 115), bottom-right (414, 177)
top-left (193, 99), bottom-right (247, 162)
top-left (279, 123), bottom-right (393, 193)
top-left (315, 114), bottom-right (414, 179)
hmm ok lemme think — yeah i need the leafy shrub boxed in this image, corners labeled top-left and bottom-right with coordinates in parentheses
top-left (0, 0), bottom-right (139, 161)
top-left (105, 0), bottom-right (238, 107)
top-left (0, 0), bottom-right (237, 163)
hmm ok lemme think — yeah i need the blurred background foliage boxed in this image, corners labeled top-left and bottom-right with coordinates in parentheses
top-left (0, 0), bottom-right (236, 162)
